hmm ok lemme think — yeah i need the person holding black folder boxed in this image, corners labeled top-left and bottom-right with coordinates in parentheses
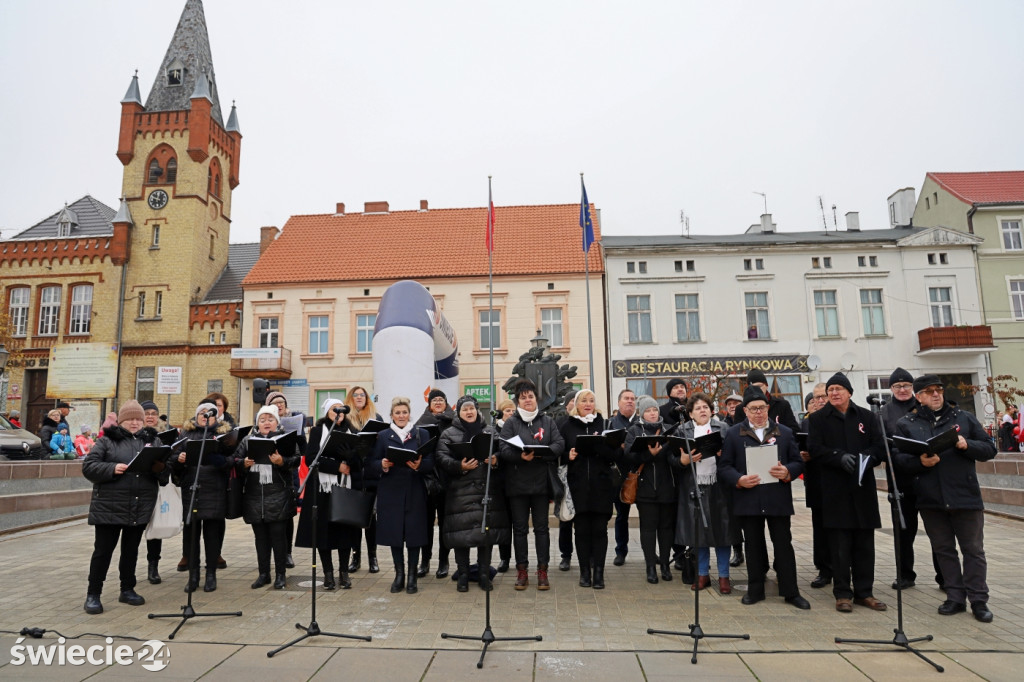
top-left (434, 395), bottom-right (510, 592)
top-left (415, 388), bottom-right (455, 580)
top-left (296, 398), bottom-right (366, 590)
top-left (624, 395), bottom-right (679, 585)
top-left (266, 391), bottom-right (305, 571)
top-left (499, 379), bottom-right (565, 591)
top-left (233, 406), bottom-right (300, 589)
top-left (343, 387), bottom-right (382, 574)
top-left (719, 387), bottom-right (809, 609)
top-left (366, 396), bottom-right (435, 595)
top-left (557, 389), bottom-right (619, 589)
top-left (82, 400), bottom-right (165, 615)
top-left (893, 375), bottom-right (997, 623)
top-left (172, 402), bottom-right (233, 594)
top-left (672, 392), bottom-right (738, 594)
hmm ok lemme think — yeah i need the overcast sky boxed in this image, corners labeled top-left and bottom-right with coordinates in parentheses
top-left (1, 0), bottom-right (1021, 244)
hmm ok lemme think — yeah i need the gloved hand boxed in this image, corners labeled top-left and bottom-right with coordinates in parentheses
top-left (840, 452), bottom-right (857, 474)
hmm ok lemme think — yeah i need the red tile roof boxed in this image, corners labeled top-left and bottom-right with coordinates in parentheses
top-left (242, 203), bottom-right (603, 286)
top-left (928, 171), bottom-right (1024, 204)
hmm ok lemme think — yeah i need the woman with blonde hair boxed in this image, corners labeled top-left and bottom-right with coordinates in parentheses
top-left (342, 386), bottom-right (382, 573)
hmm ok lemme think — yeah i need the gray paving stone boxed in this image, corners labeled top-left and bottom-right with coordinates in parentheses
top-left (944, 652), bottom-right (1024, 682)
top-left (425, 650), bottom-right (534, 679)
top-left (534, 651), bottom-right (642, 680)
top-left (201, 642), bottom-right (336, 681)
top-left (639, 651), bottom-right (753, 680)
top-left (843, 651), bottom-right (984, 680)
top-left (740, 652), bottom-right (868, 680)
top-left (308, 648), bottom-right (435, 681)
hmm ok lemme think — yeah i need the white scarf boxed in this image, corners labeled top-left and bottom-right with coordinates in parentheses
top-left (252, 463), bottom-right (273, 485)
top-left (517, 407), bottom-right (539, 423)
top-left (390, 422), bottom-right (414, 442)
top-left (574, 413), bottom-right (597, 424)
top-left (692, 422), bottom-right (717, 485)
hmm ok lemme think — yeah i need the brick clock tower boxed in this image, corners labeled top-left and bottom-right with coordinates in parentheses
top-left (114, 0), bottom-right (243, 418)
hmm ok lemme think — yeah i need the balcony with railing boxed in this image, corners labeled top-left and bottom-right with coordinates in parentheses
top-left (229, 347), bottom-right (292, 379)
top-left (917, 325), bottom-right (996, 354)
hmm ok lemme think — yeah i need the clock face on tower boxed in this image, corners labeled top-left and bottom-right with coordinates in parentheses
top-left (148, 189), bottom-right (169, 210)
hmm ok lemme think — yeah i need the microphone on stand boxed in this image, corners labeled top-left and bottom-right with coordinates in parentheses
top-left (202, 408), bottom-right (219, 418)
top-left (332, 405), bottom-right (352, 415)
top-left (866, 395), bottom-right (888, 407)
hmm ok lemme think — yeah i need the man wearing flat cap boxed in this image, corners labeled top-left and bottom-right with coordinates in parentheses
top-left (808, 372), bottom-right (887, 614)
top-left (893, 375), bottom-right (997, 623)
top-left (746, 370), bottom-right (799, 432)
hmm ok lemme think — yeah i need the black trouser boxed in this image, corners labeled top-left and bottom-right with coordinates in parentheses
top-left (613, 500), bottom-right (631, 557)
top-left (353, 515), bottom-right (378, 556)
top-left (391, 545), bottom-right (421, 573)
top-left (829, 527), bottom-right (875, 600)
top-left (574, 512), bottom-right (611, 570)
top-left (252, 520), bottom-right (290, 575)
top-left (920, 508), bottom-right (987, 605)
top-left (318, 547), bottom-right (351, 575)
top-left (423, 493), bottom-right (448, 562)
top-left (146, 538), bottom-right (162, 563)
top-left (499, 497), bottom-right (513, 562)
top-left (810, 506), bottom-right (831, 578)
top-left (894, 490), bottom-right (920, 582)
top-left (741, 515), bottom-right (799, 598)
top-left (455, 545), bottom-right (493, 573)
top-left (559, 519), bottom-right (573, 559)
top-left (182, 519), bottom-right (226, 570)
top-left (636, 501), bottom-right (675, 568)
top-left (509, 493), bottom-right (550, 566)
top-left (88, 524), bottom-right (145, 595)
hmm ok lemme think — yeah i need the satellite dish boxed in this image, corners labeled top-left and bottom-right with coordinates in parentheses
top-left (839, 352), bottom-right (857, 372)
top-left (806, 355), bottom-right (821, 371)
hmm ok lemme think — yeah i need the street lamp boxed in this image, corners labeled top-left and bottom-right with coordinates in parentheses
top-left (530, 329), bottom-right (548, 353)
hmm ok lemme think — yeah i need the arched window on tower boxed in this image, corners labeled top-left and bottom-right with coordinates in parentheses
top-left (146, 145), bottom-right (177, 186)
top-left (148, 159), bottom-right (163, 184)
top-left (166, 158), bottom-right (177, 184)
top-left (207, 158), bottom-right (222, 198)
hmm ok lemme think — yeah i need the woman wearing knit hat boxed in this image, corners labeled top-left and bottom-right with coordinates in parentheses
top-left (171, 402), bottom-right (234, 593)
top-left (81, 400), bottom-right (165, 615)
top-left (266, 391), bottom-right (306, 571)
top-left (234, 406), bottom-right (300, 589)
top-left (623, 395), bottom-right (679, 584)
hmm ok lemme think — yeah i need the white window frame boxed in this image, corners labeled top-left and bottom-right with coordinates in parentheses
top-left (928, 286), bottom-right (955, 327)
top-left (308, 315), bottom-right (329, 354)
top-left (38, 286), bottom-right (61, 336)
top-left (744, 291), bottom-right (771, 340)
top-left (154, 291), bottom-right (162, 318)
top-left (479, 309), bottom-right (500, 349)
top-left (674, 293), bottom-right (701, 342)
top-left (626, 294), bottom-right (653, 344)
top-left (259, 317), bottom-right (279, 348)
top-left (1009, 279), bottom-right (1024, 321)
top-left (137, 291), bottom-right (146, 319)
top-left (540, 307), bottom-right (563, 347)
top-left (1001, 219), bottom-right (1023, 251)
top-left (860, 288), bottom-right (887, 336)
top-left (69, 284), bottom-right (93, 335)
top-left (135, 366), bottom-right (155, 402)
top-left (356, 313), bottom-right (376, 353)
top-left (813, 289), bottom-right (840, 338)
top-left (8, 288), bottom-right (29, 337)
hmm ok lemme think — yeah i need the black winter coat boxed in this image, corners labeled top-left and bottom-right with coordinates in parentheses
top-left (83, 426), bottom-right (162, 527)
top-left (172, 419), bottom-right (234, 521)
top-left (557, 414), bottom-right (620, 515)
top-left (659, 398), bottom-right (687, 427)
top-left (893, 403), bottom-right (996, 511)
top-left (768, 395), bottom-right (800, 432)
top-left (719, 419), bottom-right (802, 517)
top-left (808, 402), bottom-right (883, 529)
top-left (366, 426), bottom-right (435, 547)
top-left (799, 416), bottom-right (824, 509)
top-left (435, 417), bottom-right (511, 549)
top-left (233, 428), bottom-right (300, 524)
top-left (498, 412), bottom-right (565, 498)
top-left (624, 419), bottom-right (678, 504)
top-left (38, 416), bottom-right (60, 455)
top-left (881, 396), bottom-right (920, 490)
top-left (672, 419), bottom-right (738, 546)
top-left (296, 418), bottom-right (369, 550)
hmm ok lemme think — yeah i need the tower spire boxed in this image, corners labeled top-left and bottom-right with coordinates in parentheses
top-left (121, 70), bottom-right (142, 104)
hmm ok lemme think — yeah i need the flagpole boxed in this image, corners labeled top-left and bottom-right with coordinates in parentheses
top-left (488, 176), bottom-right (496, 418)
top-left (581, 173), bottom-right (596, 393)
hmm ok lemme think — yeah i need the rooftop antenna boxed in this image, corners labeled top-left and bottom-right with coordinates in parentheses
top-left (818, 196), bottom-right (828, 231)
top-left (832, 203), bottom-right (838, 230)
top-left (753, 191), bottom-right (767, 214)
top-left (679, 210), bottom-right (690, 238)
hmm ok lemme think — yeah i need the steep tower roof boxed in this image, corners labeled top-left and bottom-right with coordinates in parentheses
top-left (145, 0), bottom-right (224, 125)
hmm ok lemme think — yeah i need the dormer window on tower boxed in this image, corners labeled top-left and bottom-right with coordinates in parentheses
top-left (167, 58), bottom-right (184, 87)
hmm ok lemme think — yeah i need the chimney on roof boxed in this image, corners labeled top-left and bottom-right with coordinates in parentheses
top-left (419, 200), bottom-right (428, 211)
top-left (336, 202), bottom-right (345, 215)
top-left (760, 213), bottom-right (774, 234)
top-left (260, 226), bottom-right (279, 254)
top-left (887, 188), bottom-right (916, 227)
top-left (845, 211), bottom-right (860, 231)
top-left (364, 201), bottom-right (389, 213)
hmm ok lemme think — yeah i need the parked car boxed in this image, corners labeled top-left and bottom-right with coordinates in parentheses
top-left (0, 413), bottom-right (48, 460)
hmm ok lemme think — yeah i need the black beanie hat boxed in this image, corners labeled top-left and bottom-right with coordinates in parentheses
top-left (665, 378), bottom-right (687, 396)
top-left (826, 372), bottom-right (853, 394)
top-left (741, 385), bottom-right (769, 409)
top-left (889, 367), bottom-right (914, 386)
top-left (913, 374), bottom-right (943, 394)
top-left (747, 369), bottom-right (767, 386)
top-left (140, 400), bottom-right (159, 412)
top-left (427, 388), bottom-right (446, 403)
top-left (804, 392), bottom-right (815, 409)
top-left (455, 394), bottom-right (478, 413)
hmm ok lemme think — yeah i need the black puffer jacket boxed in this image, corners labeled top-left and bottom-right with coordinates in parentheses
top-left (808, 401), bottom-right (883, 529)
top-left (172, 418), bottom-right (234, 520)
top-left (38, 416), bottom-right (60, 455)
top-left (415, 406), bottom-right (455, 431)
top-left (624, 419), bottom-right (677, 504)
top-left (558, 414), bottom-right (620, 515)
top-left (83, 426), bottom-right (161, 526)
top-left (893, 403), bottom-right (996, 511)
top-left (435, 416), bottom-right (511, 548)
top-left (498, 411), bottom-right (565, 497)
top-left (233, 427), bottom-right (301, 524)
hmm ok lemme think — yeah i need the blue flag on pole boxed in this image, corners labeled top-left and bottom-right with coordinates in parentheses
top-left (580, 177), bottom-right (595, 252)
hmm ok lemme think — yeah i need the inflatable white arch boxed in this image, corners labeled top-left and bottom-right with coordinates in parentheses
top-left (372, 280), bottom-right (459, 417)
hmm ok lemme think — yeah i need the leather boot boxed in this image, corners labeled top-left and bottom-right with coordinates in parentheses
top-left (592, 567), bottom-right (605, 589)
top-left (514, 563), bottom-right (529, 590)
top-left (184, 568), bottom-right (199, 593)
top-left (339, 570), bottom-right (352, 589)
top-left (390, 566), bottom-right (406, 593)
top-left (118, 589), bottom-right (145, 606)
top-left (251, 573), bottom-right (271, 589)
top-left (177, 555), bottom-right (189, 572)
top-left (203, 569), bottom-right (217, 592)
top-left (730, 544), bottom-right (744, 567)
top-left (646, 564), bottom-right (659, 584)
top-left (285, 554), bottom-right (295, 569)
top-left (406, 571), bottom-right (419, 594)
top-left (537, 564), bottom-right (550, 591)
top-left (416, 556), bottom-right (429, 579)
top-left (497, 558), bottom-right (510, 573)
top-left (660, 561), bottom-right (673, 581)
top-left (273, 572), bottom-right (287, 589)
top-left (217, 555), bottom-right (227, 569)
top-left (578, 564), bottom-right (592, 588)
top-left (457, 572), bottom-right (470, 592)
top-left (148, 560), bottom-right (162, 585)
top-left (436, 555), bottom-right (450, 579)
top-left (479, 570), bottom-right (493, 592)
top-left (368, 552), bottom-right (380, 573)
top-left (323, 570), bottom-right (336, 591)
top-left (84, 593), bottom-right (103, 614)
top-left (348, 549), bottom-right (361, 573)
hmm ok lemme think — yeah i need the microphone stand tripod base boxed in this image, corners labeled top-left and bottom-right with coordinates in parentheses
top-left (834, 631), bottom-right (941, 673)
